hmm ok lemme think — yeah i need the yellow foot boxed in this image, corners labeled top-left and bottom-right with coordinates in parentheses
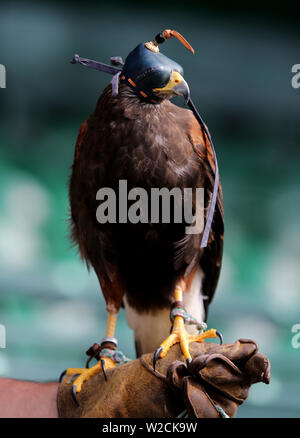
top-left (153, 314), bottom-right (222, 369)
top-left (60, 357), bottom-right (116, 403)
top-left (64, 357), bottom-right (115, 377)
top-left (70, 357), bottom-right (115, 395)
top-left (161, 328), bottom-right (218, 361)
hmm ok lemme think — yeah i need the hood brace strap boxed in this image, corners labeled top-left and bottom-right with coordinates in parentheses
top-left (70, 53), bottom-right (219, 248)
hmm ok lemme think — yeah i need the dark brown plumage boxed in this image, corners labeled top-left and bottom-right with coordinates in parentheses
top-left (69, 82), bottom-right (224, 343)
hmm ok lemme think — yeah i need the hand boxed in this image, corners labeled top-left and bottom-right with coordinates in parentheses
top-left (165, 338), bottom-right (271, 417)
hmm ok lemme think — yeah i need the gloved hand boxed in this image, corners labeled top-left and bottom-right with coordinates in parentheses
top-left (165, 338), bottom-right (271, 418)
top-left (57, 339), bottom-right (270, 418)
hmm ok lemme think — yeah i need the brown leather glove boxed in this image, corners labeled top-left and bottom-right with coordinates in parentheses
top-left (57, 339), bottom-right (270, 418)
top-left (165, 338), bottom-right (270, 418)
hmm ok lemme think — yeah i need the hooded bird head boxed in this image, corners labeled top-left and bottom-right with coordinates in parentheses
top-left (120, 29), bottom-right (193, 104)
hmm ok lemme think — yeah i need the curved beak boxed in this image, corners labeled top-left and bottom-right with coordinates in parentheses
top-left (153, 70), bottom-right (190, 104)
top-left (173, 77), bottom-right (190, 104)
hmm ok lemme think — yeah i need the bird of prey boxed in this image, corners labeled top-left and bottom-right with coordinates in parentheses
top-left (66, 30), bottom-right (224, 396)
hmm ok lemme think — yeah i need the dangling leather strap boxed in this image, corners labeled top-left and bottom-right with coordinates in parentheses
top-left (188, 99), bottom-right (219, 248)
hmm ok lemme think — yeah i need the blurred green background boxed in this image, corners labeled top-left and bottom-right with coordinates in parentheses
top-left (0, 1), bottom-right (300, 418)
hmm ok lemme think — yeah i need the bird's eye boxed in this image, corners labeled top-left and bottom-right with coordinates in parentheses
top-left (175, 79), bottom-right (180, 83)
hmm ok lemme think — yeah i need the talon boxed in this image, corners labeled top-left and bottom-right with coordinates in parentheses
top-left (186, 357), bottom-right (192, 367)
top-left (216, 330), bottom-right (223, 345)
top-left (153, 346), bottom-right (163, 371)
top-left (59, 369), bottom-right (67, 383)
top-left (72, 384), bottom-right (80, 406)
top-left (100, 359), bottom-right (108, 381)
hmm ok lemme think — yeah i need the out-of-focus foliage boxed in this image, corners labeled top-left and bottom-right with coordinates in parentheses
top-left (0, 1), bottom-right (299, 417)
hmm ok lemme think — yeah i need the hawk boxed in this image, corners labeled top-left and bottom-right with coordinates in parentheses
top-left (66, 30), bottom-right (224, 397)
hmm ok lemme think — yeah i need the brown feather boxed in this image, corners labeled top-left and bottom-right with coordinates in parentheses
top-left (69, 82), bottom-right (224, 316)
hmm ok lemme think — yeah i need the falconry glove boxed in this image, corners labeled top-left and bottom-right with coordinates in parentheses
top-left (57, 339), bottom-right (270, 418)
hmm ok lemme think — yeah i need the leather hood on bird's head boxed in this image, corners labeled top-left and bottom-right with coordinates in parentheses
top-left (120, 43), bottom-right (184, 101)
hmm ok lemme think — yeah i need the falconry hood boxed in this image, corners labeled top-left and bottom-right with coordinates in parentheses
top-left (119, 30), bottom-right (194, 103)
top-left (70, 29), bottom-right (219, 248)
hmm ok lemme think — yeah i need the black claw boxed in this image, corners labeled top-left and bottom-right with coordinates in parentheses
top-left (59, 369), bottom-right (67, 383)
top-left (216, 330), bottom-right (223, 345)
top-left (153, 346), bottom-right (163, 371)
top-left (186, 358), bottom-right (192, 367)
top-left (100, 359), bottom-right (108, 381)
top-left (72, 385), bottom-right (80, 406)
